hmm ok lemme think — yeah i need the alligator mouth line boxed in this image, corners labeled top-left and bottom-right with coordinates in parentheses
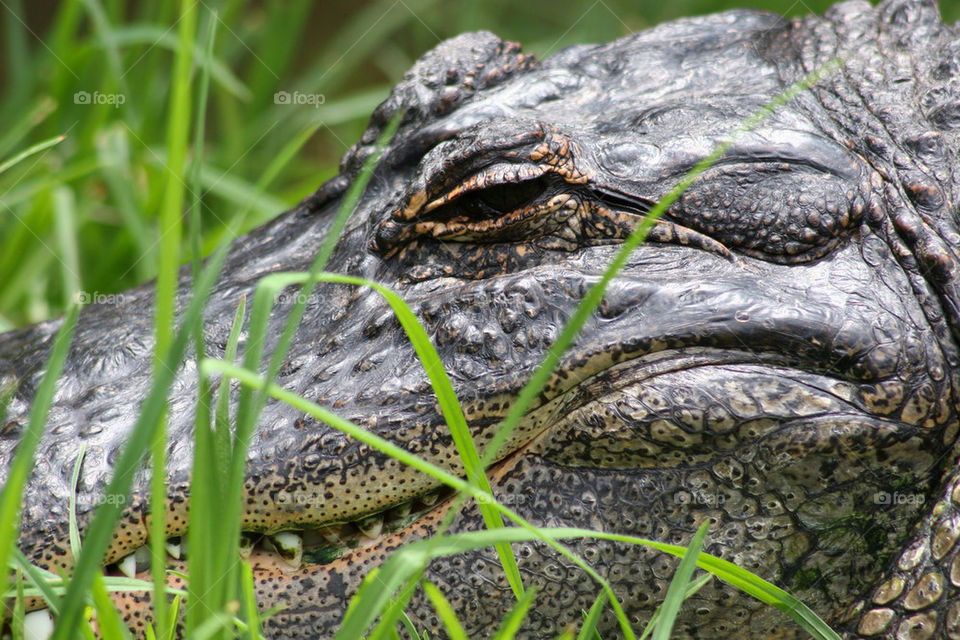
top-left (99, 484), bottom-right (460, 580)
top-left (97, 438), bottom-right (555, 582)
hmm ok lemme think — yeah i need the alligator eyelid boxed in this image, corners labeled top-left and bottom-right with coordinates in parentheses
top-left (421, 164), bottom-right (551, 217)
top-left (587, 185), bottom-right (655, 215)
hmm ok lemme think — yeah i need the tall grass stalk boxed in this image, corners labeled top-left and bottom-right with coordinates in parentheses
top-left (183, 8), bottom-right (227, 639)
top-left (150, 1), bottom-right (198, 636)
top-left (47, 242), bottom-right (231, 640)
top-left (0, 306), bottom-right (79, 603)
top-left (0, 135), bottom-right (65, 176)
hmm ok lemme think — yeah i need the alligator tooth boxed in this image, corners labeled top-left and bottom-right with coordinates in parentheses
top-left (388, 501), bottom-right (412, 521)
top-left (420, 490), bottom-right (440, 507)
top-left (117, 553), bottom-right (137, 578)
top-left (23, 609), bottom-right (54, 640)
top-left (267, 531), bottom-right (303, 569)
top-left (238, 532), bottom-right (257, 559)
top-left (355, 515), bottom-right (384, 539)
top-left (165, 537), bottom-right (181, 560)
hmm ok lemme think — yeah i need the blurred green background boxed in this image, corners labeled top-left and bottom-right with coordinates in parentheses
top-left (1, 0), bottom-right (957, 329)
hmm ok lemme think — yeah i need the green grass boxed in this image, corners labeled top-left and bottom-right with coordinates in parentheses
top-left (0, 1), bottom-right (870, 638)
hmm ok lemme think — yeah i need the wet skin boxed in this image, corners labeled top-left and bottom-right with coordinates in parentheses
top-left (3, 0), bottom-right (960, 637)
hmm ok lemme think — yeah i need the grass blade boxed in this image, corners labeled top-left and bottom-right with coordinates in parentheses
top-left (367, 567), bottom-right (428, 640)
top-left (48, 237), bottom-right (231, 640)
top-left (166, 596), bottom-right (183, 640)
top-left (184, 11), bottom-right (223, 635)
top-left (0, 97), bottom-right (56, 160)
top-left (639, 574), bottom-right (712, 640)
top-left (0, 135), bottom-right (66, 176)
top-left (52, 186), bottom-right (81, 306)
top-left (421, 581), bottom-right (468, 640)
top-left (188, 9), bottom-right (217, 277)
top-left (577, 592), bottom-right (606, 640)
top-left (491, 585), bottom-right (538, 640)
top-left (91, 571), bottom-right (133, 640)
top-left (150, 0), bottom-right (197, 635)
top-left (4, 555), bottom-right (182, 602)
top-left (68, 444), bottom-right (88, 557)
top-left (0, 304), bottom-right (78, 602)
top-left (215, 297), bottom-right (245, 481)
top-left (246, 266), bottom-right (525, 597)
top-left (397, 611), bottom-right (423, 640)
top-left (239, 562), bottom-right (264, 640)
top-left (11, 568), bottom-right (25, 640)
top-left (651, 521), bottom-right (708, 640)
top-left (11, 551), bottom-right (62, 615)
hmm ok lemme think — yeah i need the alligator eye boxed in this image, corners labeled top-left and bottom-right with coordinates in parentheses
top-left (371, 173), bottom-right (565, 257)
top-left (453, 177), bottom-right (549, 219)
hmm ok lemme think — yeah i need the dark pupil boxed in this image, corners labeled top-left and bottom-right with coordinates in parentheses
top-left (463, 177), bottom-right (549, 217)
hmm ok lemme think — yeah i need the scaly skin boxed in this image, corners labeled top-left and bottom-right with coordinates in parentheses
top-left (3, 0), bottom-right (960, 637)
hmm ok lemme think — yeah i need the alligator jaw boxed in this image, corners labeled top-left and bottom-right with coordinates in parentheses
top-left (86, 433), bottom-right (548, 637)
top-left (91, 335), bottom-right (946, 631)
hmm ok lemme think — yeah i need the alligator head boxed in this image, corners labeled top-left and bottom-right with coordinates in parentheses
top-left (4, 0), bottom-right (960, 637)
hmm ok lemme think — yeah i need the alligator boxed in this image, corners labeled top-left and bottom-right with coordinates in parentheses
top-left (4, 0), bottom-right (960, 637)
